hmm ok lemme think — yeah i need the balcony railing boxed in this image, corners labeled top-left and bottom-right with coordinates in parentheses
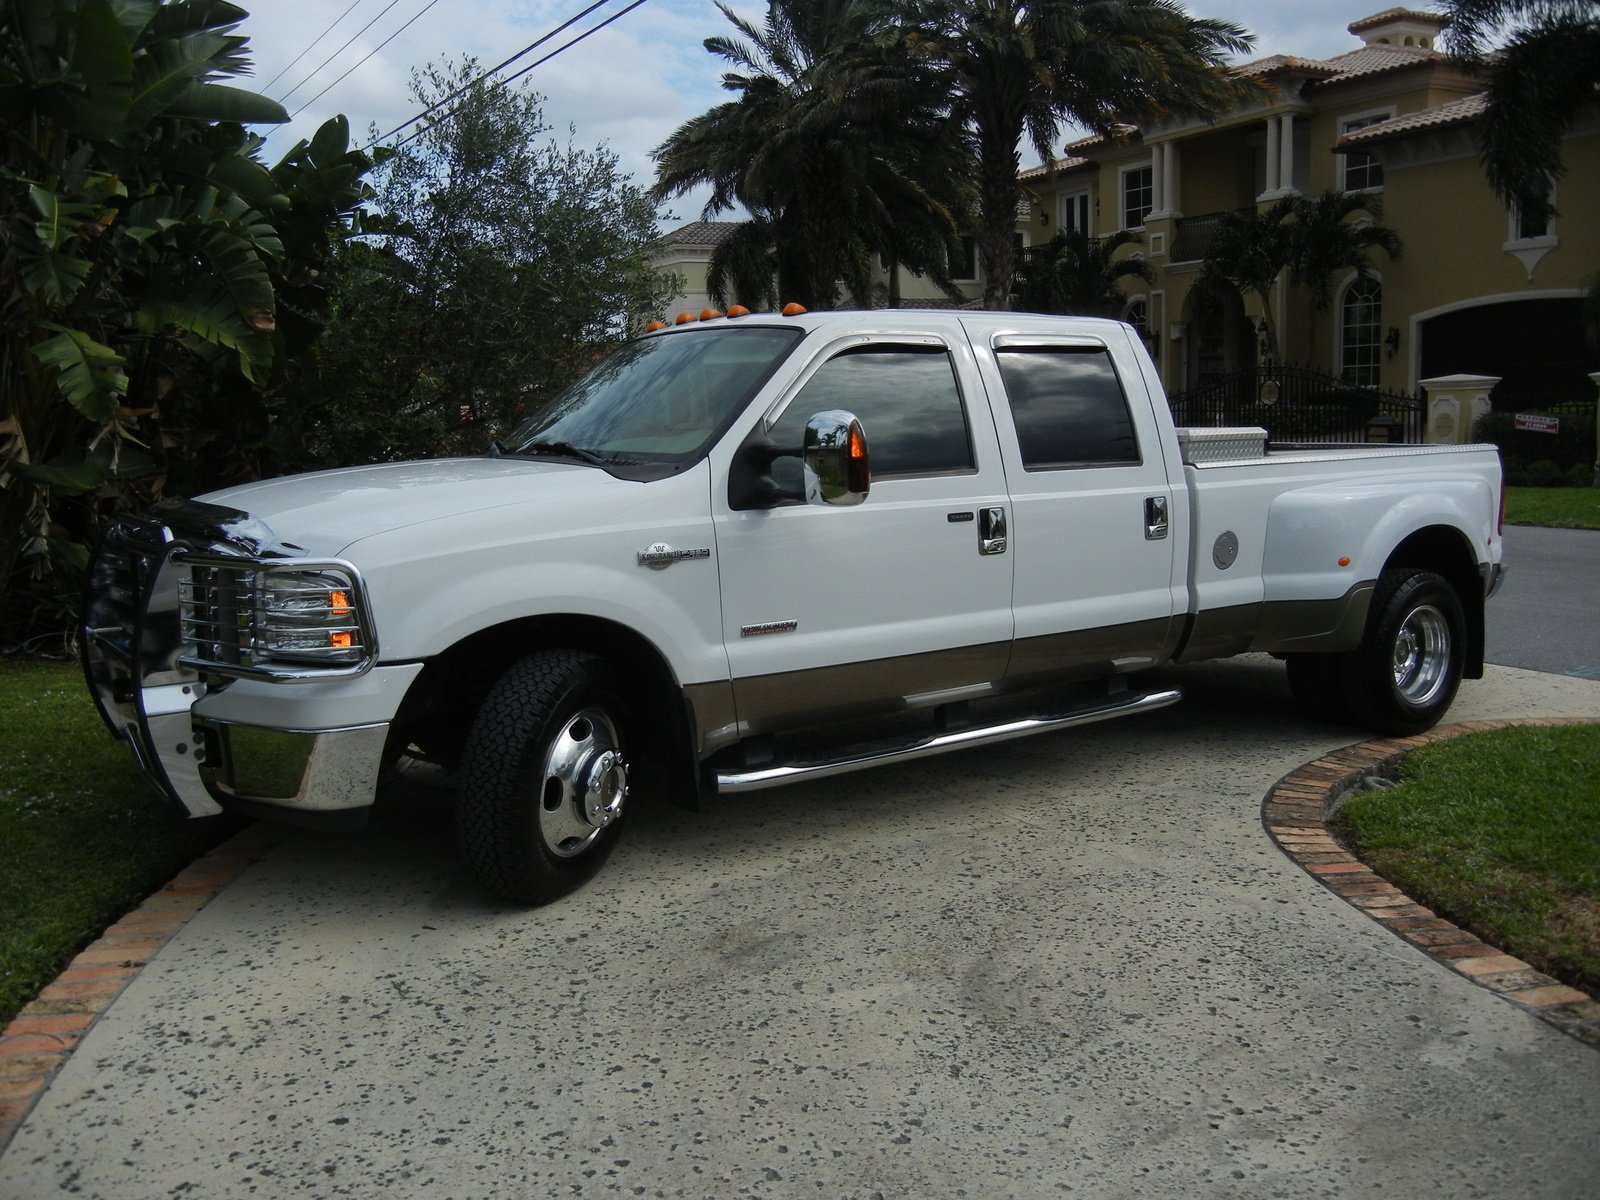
top-left (1170, 210), bottom-right (1249, 264)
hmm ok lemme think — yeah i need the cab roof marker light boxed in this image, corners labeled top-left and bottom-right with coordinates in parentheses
top-left (782, 302), bottom-right (808, 316)
top-left (675, 311), bottom-right (697, 325)
top-left (700, 308), bottom-right (724, 321)
top-left (727, 305), bottom-right (750, 317)
top-left (645, 319), bottom-right (668, 333)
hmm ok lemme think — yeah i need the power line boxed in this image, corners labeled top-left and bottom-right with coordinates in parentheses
top-left (289, 0), bottom-right (449, 119)
top-left (364, 0), bottom-right (623, 150)
top-left (259, 0), bottom-right (366, 94)
top-left (388, 0), bottom-right (654, 153)
top-left (275, 0), bottom-right (405, 104)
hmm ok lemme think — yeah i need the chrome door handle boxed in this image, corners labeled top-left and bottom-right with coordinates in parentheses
top-left (1145, 496), bottom-right (1169, 540)
top-left (980, 506), bottom-right (1007, 555)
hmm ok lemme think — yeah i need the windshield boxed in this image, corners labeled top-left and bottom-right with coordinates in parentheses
top-left (500, 325), bottom-right (803, 469)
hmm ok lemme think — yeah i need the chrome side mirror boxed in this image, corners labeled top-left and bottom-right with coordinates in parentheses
top-left (802, 410), bottom-right (870, 506)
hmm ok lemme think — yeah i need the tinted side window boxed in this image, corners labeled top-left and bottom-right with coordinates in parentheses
top-left (996, 347), bottom-right (1141, 469)
top-left (770, 347), bottom-right (975, 477)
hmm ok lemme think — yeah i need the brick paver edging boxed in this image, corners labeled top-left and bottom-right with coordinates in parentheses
top-left (0, 825), bottom-right (280, 1156)
top-left (1263, 717), bottom-right (1600, 1050)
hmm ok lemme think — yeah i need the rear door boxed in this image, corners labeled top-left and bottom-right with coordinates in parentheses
top-left (710, 331), bottom-right (1014, 737)
top-left (968, 324), bottom-right (1182, 683)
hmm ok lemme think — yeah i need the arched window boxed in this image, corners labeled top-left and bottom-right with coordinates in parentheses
top-left (1340, 279), bottom-right (1382, 386)
top-left (1124, 297), bottom-right (1152, 356)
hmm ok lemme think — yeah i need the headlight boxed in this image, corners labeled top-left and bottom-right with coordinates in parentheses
top-left (179, 556), bottom-right (376, 681)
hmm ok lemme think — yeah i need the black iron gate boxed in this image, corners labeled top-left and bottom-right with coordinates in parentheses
top-left (1167, 365), bottom-right (1424, 444)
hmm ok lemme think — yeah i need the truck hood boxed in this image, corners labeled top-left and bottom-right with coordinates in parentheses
top-left (201, 457), bottom-right (622, 557)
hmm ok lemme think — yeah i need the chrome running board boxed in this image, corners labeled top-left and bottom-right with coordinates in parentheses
top-left (713, 687), bottom-right (1183, 795)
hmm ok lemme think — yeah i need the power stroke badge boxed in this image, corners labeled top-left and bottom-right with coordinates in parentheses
top-left (637, 542), bottom-right (711, 570)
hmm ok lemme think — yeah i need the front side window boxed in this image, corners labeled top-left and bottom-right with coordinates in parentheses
top-left (1122, 165), bottom-right (1153, 229)
top-left (995, 346), bottom-right (1141, 469)
top-left (769, 346), bottom-right (974, 478)
top-left (1340, 279), bottom-right (1382, 386)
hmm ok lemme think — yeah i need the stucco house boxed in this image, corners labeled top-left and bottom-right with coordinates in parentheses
top-left (651, 8), bottom-right (1597, 409)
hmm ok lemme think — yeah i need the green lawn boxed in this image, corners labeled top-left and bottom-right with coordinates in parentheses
top-left (1337, 724), bottom-right (1600, 996)
top-left (1504, 485), bottom-right (1600, 530)
top-left (0, 658), bottom-right (242, 1027)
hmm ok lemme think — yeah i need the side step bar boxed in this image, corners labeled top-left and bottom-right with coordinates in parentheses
top-left (714, 686), bottom-right (1183, 795)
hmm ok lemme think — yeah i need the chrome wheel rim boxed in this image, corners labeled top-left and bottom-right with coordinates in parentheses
top-left (537, 707), bottom-right (628, 858)
top-left (1392, 603), bottom-right (1451, 707)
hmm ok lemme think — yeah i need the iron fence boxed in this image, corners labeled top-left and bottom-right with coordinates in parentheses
top-left (1167, 365), bottom-right (1424, 445)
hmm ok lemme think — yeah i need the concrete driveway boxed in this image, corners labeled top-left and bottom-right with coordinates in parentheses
top-left (3, 656), bottom-right (1599, 1200)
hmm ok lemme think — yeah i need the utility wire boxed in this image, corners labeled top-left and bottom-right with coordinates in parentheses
top-left (364, 0), bottom-right (621, 150)
top-left (290, 0), bottom-right (449, 119)
top-left (387, 0), bottom-right (653, 153)
top-left (259, 0), bottom-right (366, 94)
top-left (275, 0), bottom-right (405, 104)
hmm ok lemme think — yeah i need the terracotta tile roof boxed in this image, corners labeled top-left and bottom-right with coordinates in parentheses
top-left (1313, 42), bottom-right (1444, 82)
top-left (1336, 93), bottom-right (1488, 145)
top-left (1019, 155), bottom-right (1092, 181)
top-left (657, 221), bottom-right (744, 249)
top-left (1234, 54), bottom-right (1341, 80)
top-left (1348, 7), bottom-right (1449, 34)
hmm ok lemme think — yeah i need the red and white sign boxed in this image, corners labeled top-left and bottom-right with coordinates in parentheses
top-left (1513, 413), bottom-right (1560, 434)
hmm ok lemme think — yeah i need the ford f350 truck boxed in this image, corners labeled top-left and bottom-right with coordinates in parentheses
top-left (83, 309), bottom-right (1505, 903)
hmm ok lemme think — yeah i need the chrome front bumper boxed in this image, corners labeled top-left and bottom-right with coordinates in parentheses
top-left (82, 516), bottom-right (394, 823)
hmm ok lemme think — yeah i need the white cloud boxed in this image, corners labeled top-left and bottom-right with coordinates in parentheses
top-left (238, 1), bottom-right (1400, 221)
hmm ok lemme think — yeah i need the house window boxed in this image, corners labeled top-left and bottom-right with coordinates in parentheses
top-left (1121, 165), bottom-right (1153, 230)
top-left (1340, 113), bottom-right (1390, 192)
top-left (1124, 298), bottom-right (1152, 355)
top-left (1340, 279), bottom-right (1382, 386)
top-left (948, 236), bottom-right (978, 282)
top-left (1059, 190), bottom-right (1091, 236)
top-left (1511, 181), bottom-right (1555, 242)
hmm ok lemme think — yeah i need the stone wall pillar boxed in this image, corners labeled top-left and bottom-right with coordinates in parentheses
top-left (1419, 374), bottom-right (1499, 445)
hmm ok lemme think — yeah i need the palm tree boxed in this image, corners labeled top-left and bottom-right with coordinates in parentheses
top-left (1442, 0), bottom-right (1600, 227)
top-left (1013, 229), bottom-right (1153, 316)
top-left (1197, 192), bottom-right (1402, 365)
top-left (652, 0), bottom-right (971, 310)
top-left (890, 0), bottom-right (1257, 310)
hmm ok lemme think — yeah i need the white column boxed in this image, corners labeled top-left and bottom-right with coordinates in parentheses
top-left (1262, 118), bottom-right (1280, 200)
top-left (1420, 375), bottom-right (1500, 445)
top-left (1164, 142), bottom-right (1180, 215)
top-left (1279, 113), bottom-right (1296, 194)
top-left (1150, 144), bottom-right (1166, 219)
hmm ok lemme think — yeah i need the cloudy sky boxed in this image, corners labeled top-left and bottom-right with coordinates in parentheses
top-left (237, 0), bottom-right (1413, 229)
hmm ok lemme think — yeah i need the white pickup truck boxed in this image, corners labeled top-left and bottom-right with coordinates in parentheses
top-left (83, 309), bottom-right (1505, 902)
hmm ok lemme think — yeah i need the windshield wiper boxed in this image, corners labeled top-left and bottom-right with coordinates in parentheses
top-left (516, 440), bottom-right (608, 466)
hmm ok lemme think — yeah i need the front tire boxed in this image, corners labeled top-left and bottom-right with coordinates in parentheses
top-left (1338, 568), bottom-right (1466, 736)
top-left (456, 650), bottom-right (632, 904)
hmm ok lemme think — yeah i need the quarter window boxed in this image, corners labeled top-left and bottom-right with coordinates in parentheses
top-left (770, 346), bottom-right (974, 478)
top-left (996, 347), bottom-right (1141, 469)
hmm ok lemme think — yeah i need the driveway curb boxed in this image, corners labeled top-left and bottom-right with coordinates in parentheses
top-left (1262, 717), bottom-right (1600, 1050)
top-left (0, 824), bottom-right (284, 1156)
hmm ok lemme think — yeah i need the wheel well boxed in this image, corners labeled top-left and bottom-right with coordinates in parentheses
top-left (1383, 525), bottom-right (1486, 678)
top-left (392, 615), bottom-right (699, 802)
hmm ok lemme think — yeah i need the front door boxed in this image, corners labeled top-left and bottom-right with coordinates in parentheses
top-left (711, 333), bottom-right (1014, 737)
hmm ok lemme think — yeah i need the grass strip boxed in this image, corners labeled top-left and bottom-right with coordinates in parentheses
top-left (0, 658), bottom-right (243, 1027)
top-left (1504, 486), bottom-right (1600, 530)
top-left (1336, 723), bottom-right (1600, 997)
